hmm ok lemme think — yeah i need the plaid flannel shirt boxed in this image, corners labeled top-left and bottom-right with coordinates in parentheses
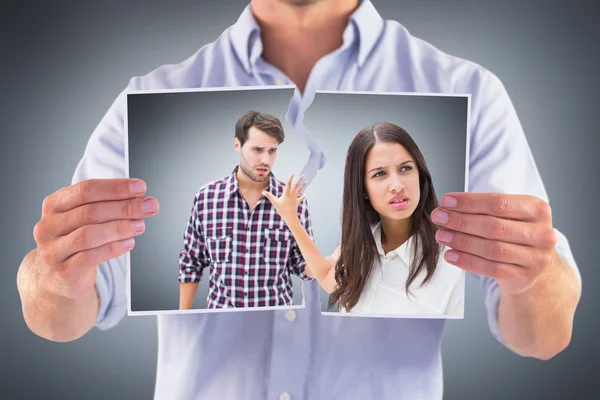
top-left (178, 166), bottom-right (314, 308)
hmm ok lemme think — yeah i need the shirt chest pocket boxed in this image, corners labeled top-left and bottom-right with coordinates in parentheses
top-left (262, 228), bottom-right (292, 266)
top-left (206, 229), bottom-right (232, 264)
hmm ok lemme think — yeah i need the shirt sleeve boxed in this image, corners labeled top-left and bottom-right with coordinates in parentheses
top-left (287, 198), bottom-right (315, 281)
top-left (70, 87), bottom-right (130, 331)
top-left (178, 194), bottom-right (211, 283)
top-left (464, 67), bottom-right (582, 345)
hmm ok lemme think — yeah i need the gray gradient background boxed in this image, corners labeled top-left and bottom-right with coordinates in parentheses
top-left (2, 1), bottom-right (598, 399)
top-left (128, 90), bottom-right (467, 313)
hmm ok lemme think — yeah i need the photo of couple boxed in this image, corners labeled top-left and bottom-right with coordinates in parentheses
top-left (177, 108), bottom-right (464, 317)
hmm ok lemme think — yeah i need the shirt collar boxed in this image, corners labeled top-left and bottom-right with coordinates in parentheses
top-left (229, 0), bottom-right (385, 74)
top-left (225, 165), bottom-right (278, 201)
top-left (349, 0), bottom-right (385, 67)
top-left (229, 5), bottom-right (260, 75)
top-left (371, 221), bottom-right (414, 267)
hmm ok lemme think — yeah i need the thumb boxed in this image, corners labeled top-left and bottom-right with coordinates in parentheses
top-left (262, 191), bottom-right (274, 203)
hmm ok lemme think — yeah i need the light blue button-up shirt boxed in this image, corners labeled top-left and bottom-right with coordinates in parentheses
top-left (72, 1), bottom-right (581, 399)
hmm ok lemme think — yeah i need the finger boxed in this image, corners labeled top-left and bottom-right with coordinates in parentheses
top-left (63, 237), bottom-right (137, 270)
top-left (438, 192), bottom-right (552, 222)
top-left (285, 174), bottom-right (294, 194)
top-left (298, 180), bottom-right (308, 194)
top-left (442, 248), bottom-right (532, 282)
top-left (430, 209), bottom-right (553, 247)
top-left (435, 229), bottom-right (552, 269)
top-left (297, 195), bottom-right (306, 203)
top-left (262, 191), bottom-right (274, 203)
top-left (43, 179), bottom-right (148, 216)
top-left (53, 219), bottom-right (146, 263)
top-left (292, 175), bottom-right (305, 192)
top-left (50, 197), bottom-right (159, 237)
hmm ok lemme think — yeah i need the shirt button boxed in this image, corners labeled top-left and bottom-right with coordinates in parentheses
top-left (279, 392), bottom-right (291, 400)
top-left (284, 310), bottom-right (296, 322)
top-left (244, 292), bottom-right (248, 297)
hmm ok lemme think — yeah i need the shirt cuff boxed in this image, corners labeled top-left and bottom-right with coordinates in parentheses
top-left (482, 227), bottom-right (581, 345)
top-left (94, 256), bottom-right (127, 331)
top-left (294, 261), bottom-right (315, 281)
top-left (178, 267), bottom-right (204, 283)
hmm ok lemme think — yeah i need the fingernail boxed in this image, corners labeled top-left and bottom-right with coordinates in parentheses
top-left (442, 196), bottom-right (457, 208)
top-left (437, 230), bottom-right (453, 243)
top-left (131, 220), bottom-right (145, 232)
top-left (446, 250), bottom-right (459, 262)
top-left (122, 238), bottom-right (135, 250)
top-left (141, 198), bottom-right (158, 213)
top-left (130, 180), bottom-right (146, 194)
top-left (432, 210), bottom-right (449, 224)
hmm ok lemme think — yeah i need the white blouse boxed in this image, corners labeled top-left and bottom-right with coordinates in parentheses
top-left (338, 222), bottom-right (464, 318)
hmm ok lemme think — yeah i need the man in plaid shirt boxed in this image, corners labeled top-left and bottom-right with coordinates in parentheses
top-left (178, 110), bottom-right (314, 309)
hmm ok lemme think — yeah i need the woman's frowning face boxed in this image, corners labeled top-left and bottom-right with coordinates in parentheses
top-left (364, 141), bottom-right (420, 223)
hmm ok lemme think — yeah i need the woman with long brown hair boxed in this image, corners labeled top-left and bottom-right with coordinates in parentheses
top-left (263, 123), bottom-right (463, 316)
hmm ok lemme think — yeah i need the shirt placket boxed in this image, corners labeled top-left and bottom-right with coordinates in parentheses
top-left (247, 200), bottom-right (262, 307)
top-left (239, 195), bottom-right (254, 307)
top-left (367, 259), bottom-right (384, 311)
top-left (246, 26), bottom-right (359, 400)
top-left (259, 55), bottom-right (357, 400)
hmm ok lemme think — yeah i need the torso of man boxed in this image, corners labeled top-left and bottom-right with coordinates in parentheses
top-left (238, 187), bottom-right (264, 212)
top-left (79, 3), bottom-right (560, 399)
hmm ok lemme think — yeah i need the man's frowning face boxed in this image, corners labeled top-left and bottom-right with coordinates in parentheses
top-left (236, 126), bottom-right (280, 183)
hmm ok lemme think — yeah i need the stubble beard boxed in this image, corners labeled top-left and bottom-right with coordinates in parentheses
top-left (240, 160), bottom-right (269, 183)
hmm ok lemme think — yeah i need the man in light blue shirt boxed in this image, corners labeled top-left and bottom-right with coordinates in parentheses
top-left (17, 1), bottom-right (582, 399)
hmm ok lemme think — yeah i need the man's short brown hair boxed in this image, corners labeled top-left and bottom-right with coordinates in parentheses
top-left (235, 111), bottom-right (285, 146)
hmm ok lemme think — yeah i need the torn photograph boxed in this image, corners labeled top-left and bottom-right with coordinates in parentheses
top-left (264, 91), bottom-right (470, 319)
top-left (126, 87), bottom-right (469, 320)
top-left (126, 86), bottom-right (316, 314)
